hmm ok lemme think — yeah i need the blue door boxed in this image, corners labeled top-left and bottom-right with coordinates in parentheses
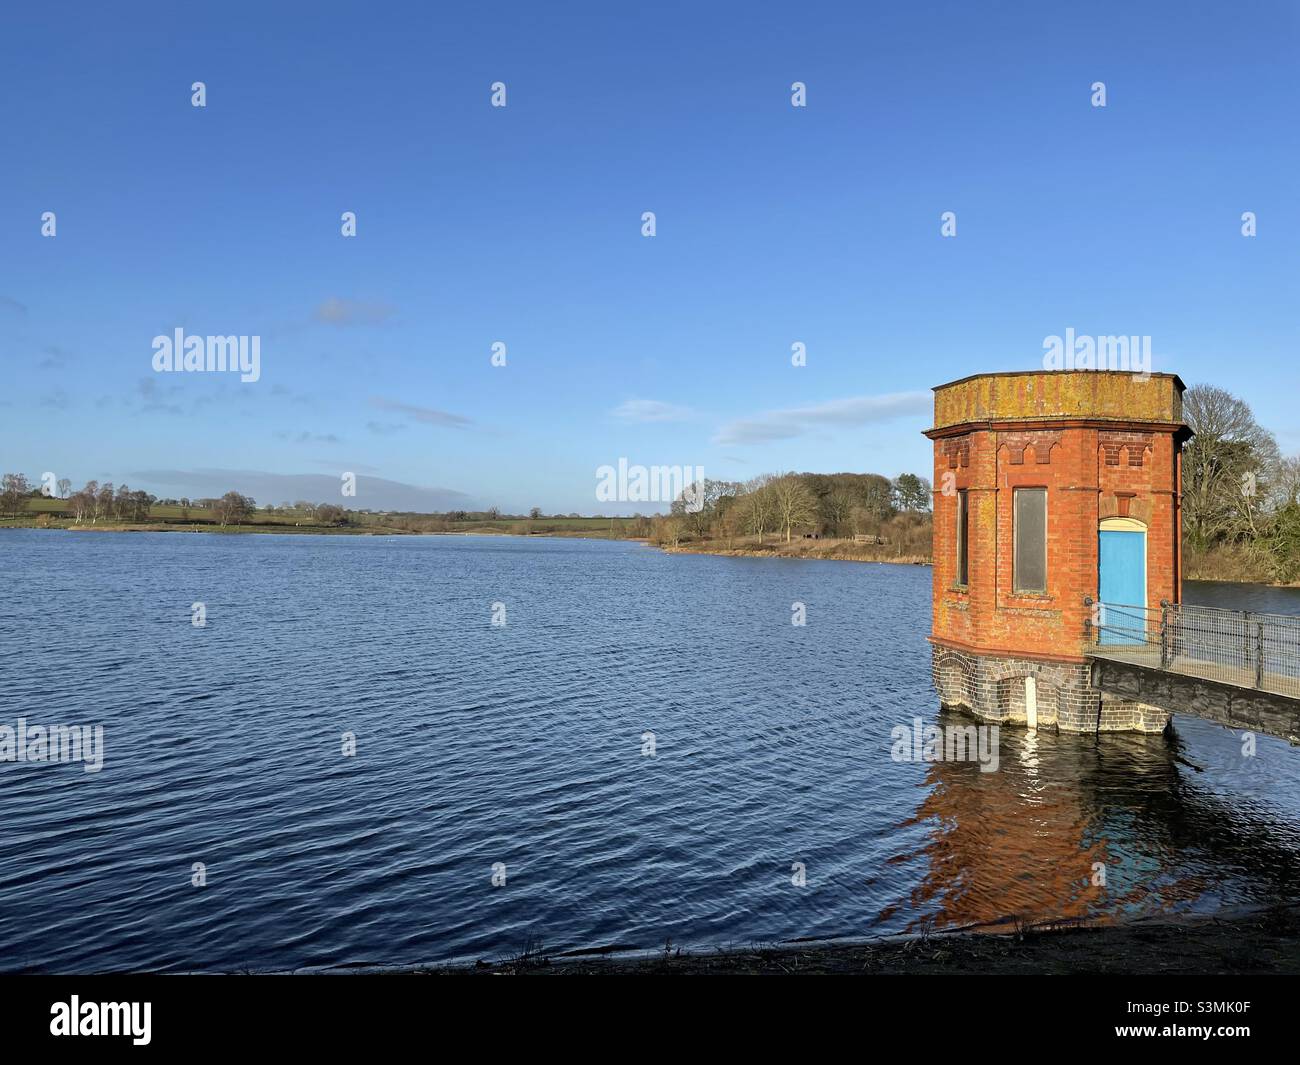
top-left (1098, 529), bottom-right (1146, 645)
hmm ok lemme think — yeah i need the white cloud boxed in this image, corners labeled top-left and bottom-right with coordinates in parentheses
top-left (370, 397), bottom-right (471, 429)
top-left (713, 391), bottom-right (931, 446)
top-left (314, 297), bottom-right (396, 326)
top-left (611, 399), bottom-right (695, 423)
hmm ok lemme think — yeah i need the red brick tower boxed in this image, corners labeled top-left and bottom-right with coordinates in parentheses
top-left (923, 370), bottom-right (1191, 732)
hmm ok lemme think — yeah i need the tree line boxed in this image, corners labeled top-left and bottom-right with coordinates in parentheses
top-left (0, 478), bottom-right (350, 527)
top-left (655, 471), bottom-right (932, 549)
top-left (1, 470), bottom-right (931, 540)
top-left (1182, 384), bottom-right (1300, 582)
top-left (0, 475), bottom-right (160, 524)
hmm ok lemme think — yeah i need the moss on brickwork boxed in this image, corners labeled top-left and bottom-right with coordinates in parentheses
top-left (932, 371), bottom-right (1182, 431)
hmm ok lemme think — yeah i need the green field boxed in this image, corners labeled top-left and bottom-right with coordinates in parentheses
top-left (18, 496), bottom-right (218, 520)
top-left (1, 497), bottom-right (644, 538)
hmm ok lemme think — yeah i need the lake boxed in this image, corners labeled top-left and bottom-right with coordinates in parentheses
top-left (2, 530), bottom-right (1299, 972)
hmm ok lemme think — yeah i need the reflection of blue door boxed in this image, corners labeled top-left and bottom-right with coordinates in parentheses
top-left (1099, 530), bottom-right (1146, 645)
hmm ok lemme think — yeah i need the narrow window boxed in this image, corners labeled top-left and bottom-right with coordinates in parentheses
top-left (955, 489), bottom-right (969, 586)
top-left (1013, 488), bottom-right (1047, 593)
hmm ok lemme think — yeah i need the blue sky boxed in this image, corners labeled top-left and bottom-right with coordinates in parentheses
top-left (2, 0), bottom-right (1296, 513)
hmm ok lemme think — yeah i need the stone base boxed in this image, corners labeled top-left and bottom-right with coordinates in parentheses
top-left (931, 645), bottom-right (1170, 734)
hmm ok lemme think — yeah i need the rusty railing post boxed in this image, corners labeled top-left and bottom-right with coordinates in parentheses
top-left (1160, 600), bottom-right (1170, 668)
top-left (1256, 619), bottom-right (1265, 688)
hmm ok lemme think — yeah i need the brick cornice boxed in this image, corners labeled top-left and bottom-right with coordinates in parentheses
top-left (924, 418), bottom-right (1189, 441)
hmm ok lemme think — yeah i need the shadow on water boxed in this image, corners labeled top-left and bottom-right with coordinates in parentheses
top-left (886, 706), bottom-right (1300, 933)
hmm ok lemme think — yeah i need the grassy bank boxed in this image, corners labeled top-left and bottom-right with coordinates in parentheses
top-left (15, 521), bottom-right (410, 535)
top-left (420, 904), bottom-right (1300, 976)
top-left (1, 516), bottom-right (408, 535)
top-left (659, 535), bottom-right (930, 565)
top-left (0, 504), bottom-right (641, 539)
top-left (1185, 542), bottom-right (1300, 586)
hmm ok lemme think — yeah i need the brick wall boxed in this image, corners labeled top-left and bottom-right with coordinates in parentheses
top-left (929, 374), bottom-right (1183, 664)
top-left (925, 371), bottom-right (1185, 735)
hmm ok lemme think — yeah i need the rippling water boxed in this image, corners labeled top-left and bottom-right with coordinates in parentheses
top-left (1, 530), bottom-right (1299, 972)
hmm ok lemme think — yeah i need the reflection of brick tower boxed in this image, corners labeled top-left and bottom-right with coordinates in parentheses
top-left (897, 709), bottom-right (1199, 931)
top-left (923, 371), bottom-right (1191, 733)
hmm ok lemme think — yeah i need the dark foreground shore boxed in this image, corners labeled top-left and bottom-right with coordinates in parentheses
top-left (417, 906), bottom-right (1300, 975)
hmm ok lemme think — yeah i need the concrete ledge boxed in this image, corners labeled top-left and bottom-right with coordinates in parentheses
top-left (1088, 656), bottom-right (1300, 745)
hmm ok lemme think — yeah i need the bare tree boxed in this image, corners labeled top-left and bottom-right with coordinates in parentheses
top-left (770, 474), bottom-right (820, 542)
top-left (216, 491), bottom-right (254, 526)
top-left (863, 475), bottom-right (897, 520)
top-left (713, 502), bottom-right (743, 548)
top-left (646, 513), bottom-right (683, 547)
top-left (70, 482), bottom-right (96, 524)
top-left (125, 490), bottom-right (154, 522)
top-left (1183, 385), bottom-right (1281, 546)
top-left (738, 478), bottom-right (777, 544)
top-left (94, 483), bottom-right (114, 524)
top-left (1271, 455), bottom-right (1300, 509)
top-left (823, 489), bottom-right (855, 537)
top-left (672, 478), bottom-right (740, 538)
top-left (1, 473), bottom-right (31, 518)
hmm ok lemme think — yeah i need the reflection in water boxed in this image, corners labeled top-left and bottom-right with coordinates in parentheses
top-left (2, 529), bottom-right (1299, 971)
top-left (893, 707), bottom-right (1300, 932)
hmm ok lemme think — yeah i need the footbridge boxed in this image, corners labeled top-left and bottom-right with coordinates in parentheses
top-left (1086, 600), bottom-right (1300, 745)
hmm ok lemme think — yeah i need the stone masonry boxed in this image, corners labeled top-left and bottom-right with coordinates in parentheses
top-left (931, 644), bottom-right (1170, 733)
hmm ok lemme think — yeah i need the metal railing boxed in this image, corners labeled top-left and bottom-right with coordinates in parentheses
top-left (1085, 598), bottom-right (1300, 700)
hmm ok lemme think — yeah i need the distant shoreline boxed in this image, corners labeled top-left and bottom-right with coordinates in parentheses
top-left (659, 539), bottom-right (930, 566)
top-left (1, 522), bottom-right (401, 535)
top-left (0, 521), bottom-right (639, 540)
